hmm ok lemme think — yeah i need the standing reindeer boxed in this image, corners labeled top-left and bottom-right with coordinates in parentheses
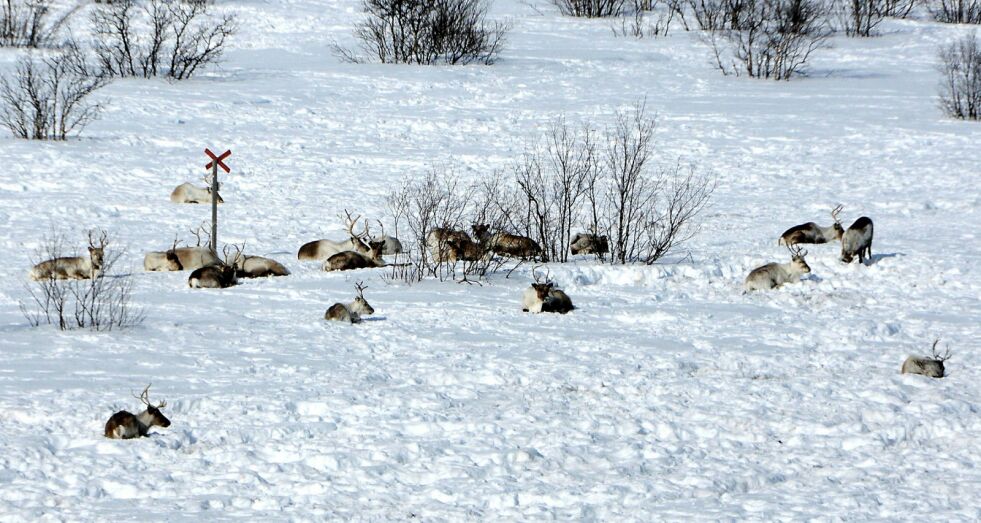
top-left (426, 227), bottom-right (474, 264)
top-left (325, 281), bottom-right (375, 323)
top-left (298, 211), bottom-right (371, 261)
top-left (188, 245), bottom-right (242, 288)
top-left (840, 216), bottom-right (874, 264)
top-left (744, 245), bottom-right (811, 292)
top-left (30, 230), bottom-right (108, 280)
top-left (104, 384), bottom-right (171, 439)
top-left (522, 266), bottom-right (575, 314)
top-left (170, 179), bottom-right (223, 204)
top-left (779, 205), bottom-right (844, 246)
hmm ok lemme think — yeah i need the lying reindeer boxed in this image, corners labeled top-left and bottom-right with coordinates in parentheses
top-left (234, 254), bottom-right (290, 278)
top-left (840, 216), bottom-right (874, 264)
top-left (779, 205), bottom-right (844, 246)
top-left (30, 230), bottom-right (108, 281)
top-left (145, 227), bottom-right (220, 271)
top-left (490, 231), bottom-right (541, 259)
top-left (570, 233), bottom-right (609, 256)
top-left (298, 210), bottom-right (371, 261)
top-left (744, 245), bottom-right (811, 292)
top-left (324, 240), bottom-right (386, 272)
top-left (372, 221), bottom-right (403, 255)
top-left (325, 281), bottom-right (374, 323)
top-left (188, 245), bottom-right (241, 288)
top-left (170, 181), bottom-right (223, 204)
top-left (522, 266), bottom-right (574, 314)
top-left (104, 384), bottom-right (171, 439)
top-left (901, 339), bottom-right (951, 378)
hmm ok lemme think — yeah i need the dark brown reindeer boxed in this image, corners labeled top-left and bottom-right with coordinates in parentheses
top-left (324, 238), bottom-right (387, 272)
top-left (325, 281), bottom-right (375, 323)
top-left (188, 245), bottom-right (242, 288)
top-left (104, 384), bottom-right (171, 439)
top-left (570, 233), bottom-right (609, 257)
top-left (522, 266), bottom-right (574, 314)
top-left (30, 230), bottom-right (108, 281)
top-left (779, 205), bottom-right (844, 246)
top-left (298, 211), bottom-right (371, 261)
top-left (426, 226), bottom-right (474, 264)
top-left (489, 231), bottom-right (541, 259)
top-left (840, 216), bottom-right (874, 264)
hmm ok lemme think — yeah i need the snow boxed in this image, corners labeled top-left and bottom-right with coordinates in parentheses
top-left (1, 1), bottom-right (980, 519)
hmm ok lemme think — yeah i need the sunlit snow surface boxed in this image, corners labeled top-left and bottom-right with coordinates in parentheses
top-left (0, 1), bottom-right (979, 519)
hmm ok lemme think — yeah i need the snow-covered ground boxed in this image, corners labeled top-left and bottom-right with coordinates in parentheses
top-left (1, 1), bottom-right (980, 519)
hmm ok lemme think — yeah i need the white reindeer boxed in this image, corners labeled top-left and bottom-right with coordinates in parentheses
top-left (298, 210), bottom-right (371, 261)
top-left (325, 281), bottom-right (375, 323)
top-left (30, 230), bottom-right (108, 281)
top-left (170, 180), bottom-right (223, 204)
top-left (522, 266), bottom-right (575, 314)
top-left (372, 220), bottom-right (403, 255)
top-left (104, 384), bottom-right (171, 439)
top-left (744, 245), bottom-right (811, 292)
top-left (901, 339), bottom-right (951, 378)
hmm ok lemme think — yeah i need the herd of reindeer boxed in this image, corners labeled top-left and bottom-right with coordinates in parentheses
top-left (23, 183), bottom-right (951, 439)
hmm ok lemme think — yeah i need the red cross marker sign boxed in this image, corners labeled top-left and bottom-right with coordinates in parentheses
top-left (205, 148), bottom-right (231, 173)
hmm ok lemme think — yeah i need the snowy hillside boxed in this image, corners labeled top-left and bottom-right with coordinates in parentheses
top-left (1, 0), bottom-right (979, 519)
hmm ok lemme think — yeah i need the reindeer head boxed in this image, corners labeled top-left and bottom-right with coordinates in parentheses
top-left (165, 236), bottom-right (183, 270)
top-left (351, 281), bottom-right (374, 315)
top-left (368, 240), bottom-right (386, 260)
top-left (133, 384), bottom-right (170, 428)
top-left (831, 204), bottom-right (844, 239)
top-left (221, 244), bottom-right (244, 282)
top-left (471, 224), bottom-right (490, 243)
top-left (87, 229), bottom-right (108, 271)
top-left (788, 245), bottom-right (811, 273)
top-left (531, 265), bottom-right (554, 300)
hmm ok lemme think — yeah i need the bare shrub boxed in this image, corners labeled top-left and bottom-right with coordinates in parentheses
top-left (612, 0), bottom-right (679, 37)
top-left (554, 0), bottom-right (628, 16)
top-left (939, 33), bottom-right (981, 120)
top-left (594, 104), bottom-right (716, 264)
top-left (337, 0), bottom-right (509, 65)
top-left (706, 0), bottom-right (831, 80)
top-left (20, 230), bottom-right (144, 331)
top-left (685, 0), bottom-right (750, 30)
top-left (0, 0), bottom-right (75, 48)
top-left (930, 0), bottom-right (981, 23)
top-left (882, 0), bottom-right (917, 18)
top-left (91, 0), bottom-right (236, 80)
top-left (0, 44), bottom-right (109, 140)
top-left (835, 0), bottom-right (888, 36)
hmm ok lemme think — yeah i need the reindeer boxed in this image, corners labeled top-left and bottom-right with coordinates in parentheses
top-left (298, 210), bottom-right (371, 261)
top-left (779, 205), bottom-right (844, 246)
top-left (160, 226), bottom-right (222, 271)
top-left (104, 384), bottom-right (171, 439)
top-left (426, 227), bottom-right (473, 263)
top-left (323, 239), bottom-right (386, 272)
top-left (30, 230), bottom-right (108, 281)
top-left (570, 233), bottom-right (609, 256)
top-left (188, 245), bottom-right (241, 288)
top-left (840, 216), bottom-right (874, 264)
top-left (522, 266), bottom-right (575, 314)
top-left (170, 180), bottom-right (223, 204)
top-left (901, 339), bottom-right (951, 378)
top-left (325, 281), bottom-right (375, 323)
top-left (143, 236), bottom-right (184, 271)
top-left (371, 221), bottom-right (403, 255)
top-left (744, 245), bottom-right (811, 292)
top-left (234, 254), bottom-right (290, 278)
top-left (489, 231), bottom-right (541, 259)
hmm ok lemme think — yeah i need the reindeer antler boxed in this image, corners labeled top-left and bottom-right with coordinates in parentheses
top-left (222, 243), bottom-right (244, 267)
top-left (788, 244), bottom-right (807, 258)
top-left (375, 220), bottom-right (386, 238)
top-left (88, 229), bottom-right (109, 249)
top-left (132, 383), bottom-right (167, 409)
top-left (831, 204), bottom-right (843, 224)
top-left (189, 222), bottom-right (211, 247)
top-left (532, 264), bottom-right (551, 284)
top-left (931, 338), bottom-right (952, 362)
top-left (354, 280), bottom-right (368, 298)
